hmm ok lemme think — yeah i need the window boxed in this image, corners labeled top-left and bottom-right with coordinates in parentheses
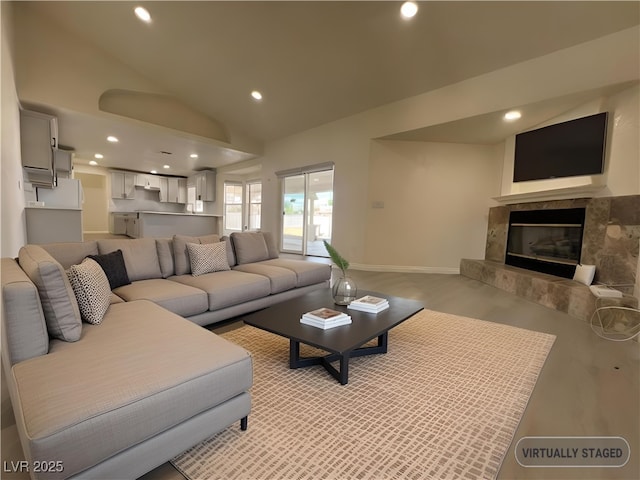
top-left (223, 181), bottom-right (262, 234)
top-left (247, 182), bottom-right (262, 231)
top-left (224, 182), bottom-right (243, 232)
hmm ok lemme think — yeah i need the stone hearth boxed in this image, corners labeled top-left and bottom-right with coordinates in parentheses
top-left (461, 195), bottom-right (639, 321)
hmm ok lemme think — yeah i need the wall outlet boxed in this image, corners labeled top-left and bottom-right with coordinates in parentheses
top-left (372, 201), bottom-right (385, 209)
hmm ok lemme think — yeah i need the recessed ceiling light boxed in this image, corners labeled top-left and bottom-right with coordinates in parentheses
top-left (150, 170), bottom-right (157, 174)
top-left (504, 110), bottom-right (522, 121)
top-left (107, 136), bottom-right (119, 143)
top-left (251, 90), bottom-right (263, 101)
top-left (134, 6), bottom-right (152, 23)
top-left (94, 153), bottom-right (104, 159)
top-left (400, 2), bottom-right (418, 19)
top-left (190, 153), bottom-right (198, 159)
top-left (89, 160), bottom-right (98, 166)
top-left (163, 165), bottom-right (170, 169)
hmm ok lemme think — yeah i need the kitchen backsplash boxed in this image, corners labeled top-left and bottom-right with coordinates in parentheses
top-left (110, 188), bottom-right (218, 214)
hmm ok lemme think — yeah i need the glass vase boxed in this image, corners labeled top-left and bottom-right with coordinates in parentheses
top-left (332, 275), bottom-right (357, 305)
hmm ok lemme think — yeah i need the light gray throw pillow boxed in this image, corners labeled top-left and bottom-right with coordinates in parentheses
top-left (18, 245), bottom-right (82, 342)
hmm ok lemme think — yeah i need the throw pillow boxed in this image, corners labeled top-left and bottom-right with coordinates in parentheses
top-left (67, 258), bottom-right (111, 325)
top-left (573, 264), bottom-right (596, 286)
top-left (186, 242), bottom-right (230, 276)
top-left (18, 245), bottom-right (82, 342)
top-left (88, 249), bottom-right (131, 289)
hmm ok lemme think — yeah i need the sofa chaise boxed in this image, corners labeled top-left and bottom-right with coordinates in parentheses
top-left (1, 231), bottom-right (331, 479)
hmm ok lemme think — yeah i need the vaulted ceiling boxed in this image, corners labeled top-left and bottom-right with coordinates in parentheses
top-left (8, 1), bottom-right (640, 175)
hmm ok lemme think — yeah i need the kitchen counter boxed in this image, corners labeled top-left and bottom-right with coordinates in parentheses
top-left (110, 211), bottom-right (220, 238)
top-left (136, 211), bottom-right (221, 217)
top-left (26, 208), bottom-right (83, 244)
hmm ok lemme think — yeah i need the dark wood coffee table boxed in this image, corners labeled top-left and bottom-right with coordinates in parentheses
top-left (242, 289), bottom-right (424, 385)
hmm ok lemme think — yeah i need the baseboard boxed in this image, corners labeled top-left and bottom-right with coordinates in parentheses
top-left (83, 230), bottom-right (110, 234)
top-left (349, 263), bottom-right (460, 275)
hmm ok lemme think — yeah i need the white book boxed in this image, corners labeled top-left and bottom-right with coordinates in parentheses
top-left (303, 307), bottom-right (349, 323)
top-left (348, 302), bottom-right (389, 313)
top-left (300, 316), bottom-right (352, 329)
top-left (350, 295), bottom-right (388, 308)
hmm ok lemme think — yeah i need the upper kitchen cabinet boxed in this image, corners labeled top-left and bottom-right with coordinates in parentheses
top-left (160, 177), bottom-right (187, 204)
top-left (111, 171), bottom-right (136, 199)
top-left (54, 149), bottom-right (73, 180)
top-left (135, 174), bottom-right (161, 190)
top-left (188, 170), bottom-right (216, 202)
top-left (20, 109), bottom-right (58, 188)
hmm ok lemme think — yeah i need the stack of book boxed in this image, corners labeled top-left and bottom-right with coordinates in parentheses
top-left (300, 307), bottom-right (352, 329)
top-left (348, 295), bottom-right (389, 313)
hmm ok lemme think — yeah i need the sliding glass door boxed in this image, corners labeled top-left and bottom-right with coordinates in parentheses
top-left (281, 167), bottom-right (333, 256)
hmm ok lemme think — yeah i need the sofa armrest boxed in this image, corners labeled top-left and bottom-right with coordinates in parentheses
top-left (1, 258), bottom-right (49, 365)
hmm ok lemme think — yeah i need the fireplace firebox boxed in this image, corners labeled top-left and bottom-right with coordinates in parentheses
top-left (506, 208), bottom-right (586, 279)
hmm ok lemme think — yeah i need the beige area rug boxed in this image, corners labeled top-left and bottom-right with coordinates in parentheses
top-left (172, 309), bottom-right (555, 480)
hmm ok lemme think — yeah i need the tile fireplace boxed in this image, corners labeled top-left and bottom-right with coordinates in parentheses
top-left (506, 208), bottom-right (586, 279)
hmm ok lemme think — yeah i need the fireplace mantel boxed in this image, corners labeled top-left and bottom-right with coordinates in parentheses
top-left (493, 185), bottom-right (606, 204)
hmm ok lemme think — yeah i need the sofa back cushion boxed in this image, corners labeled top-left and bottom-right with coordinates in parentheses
top-left (18, 245), bottom-right (82, 342)
top-left (41, 241), bottom-right (99, 269)
top-left (231, 232), bottom-right (270, 265)
top-left (220, 236), bottom-right (237, 267)
top-left (155, 238), bottom-right (175, 278)
top-left (262, 231), bottom-right (280, 259)
top-left (172, 234), bottom-right (220, 275)
top-left (97, 238), bottom-right (162, 281)
top-left (1, 258), bottom-right (49, 365)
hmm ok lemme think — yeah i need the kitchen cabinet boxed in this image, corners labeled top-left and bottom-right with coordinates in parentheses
top-left (135, 174), bottom-right (161, 190)
top-left (111, 172), bottom-right (136, 199)
top-left (20, 109), bottom-right (58, 188)
top-left (188, 170), bottom-right (216, 202)
top-left (54, 149), bottom-right (73, 179)
top-left (159, 177), bottom-right (187, 203)
top-left (111, 213), bottom-right (139, 238)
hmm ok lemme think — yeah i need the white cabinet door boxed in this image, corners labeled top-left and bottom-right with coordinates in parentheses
top-left (20, 110), bottom-right (57, 171)
top-left (177, 179), bottom-right (187, 204)
top-left (111, 172), bottom-right (136, 199)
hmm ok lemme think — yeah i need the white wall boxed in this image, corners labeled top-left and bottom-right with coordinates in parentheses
top-left (260, 27), bottom-right (639, 269)
top-left (363, 141), bottom-right (503, 272)
top-left (499, 85), bottom-right (639, 197)
top-left (1, 3), bottom-right (26, 257)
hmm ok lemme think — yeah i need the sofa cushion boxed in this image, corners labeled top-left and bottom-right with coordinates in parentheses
top-left (231, 232), bottom-right (270, 264)
top-left (220, 236), bottom-right (237, 267)
top-left (233, 262), bottom-right (297, 294)
top-left (18, 245), bottom-right (82, 342)
top-left (113, 279), bottom-right (209, 317)
top-left (98, 238), bottom-right (162, 281)
top-left (261, 259), bottom-right (332, 287)
top-left (41, 241), bottom-right (99, 270)
top-left (156, 238), bottom-right (175, 278)
top-left (262, 231), bottom-right (280, 259)
top-left (67, 258), bottom-right (111, 325)
top-left (171, 271), bottom-right (271, 311)
top-left (88, 249), bottom-right (131, 289)
top-left (173, 234), bottom-right (221, 276)
top-left (187, 242), bottom-right (230, 276)
top-left (11, 300), bottom-right (252, 480)
top-left (1, 258), bottom-right (49, 365)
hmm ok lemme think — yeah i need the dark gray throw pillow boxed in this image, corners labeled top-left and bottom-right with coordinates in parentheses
top-left (88, 249), bottom-right (131, 290)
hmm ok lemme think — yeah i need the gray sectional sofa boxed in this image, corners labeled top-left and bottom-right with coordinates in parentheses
top-left (1, 231), bottom-right (331, 479)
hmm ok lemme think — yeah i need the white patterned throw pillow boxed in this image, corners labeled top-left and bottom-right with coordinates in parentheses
top-left (67, 258), bottom-right (111, 325)
top-left (187, 242), bottom-right (230, 276)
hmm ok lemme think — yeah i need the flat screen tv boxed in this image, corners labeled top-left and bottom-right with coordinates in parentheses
top-left (513, 112), bottom-right (608, 182)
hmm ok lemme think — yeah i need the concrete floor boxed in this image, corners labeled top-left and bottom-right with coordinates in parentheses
top-left (2, 270), bottom-right (638, 480)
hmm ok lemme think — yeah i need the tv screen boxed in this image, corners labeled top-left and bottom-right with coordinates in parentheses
top-left (513, 112), bottom-right (608, 182)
